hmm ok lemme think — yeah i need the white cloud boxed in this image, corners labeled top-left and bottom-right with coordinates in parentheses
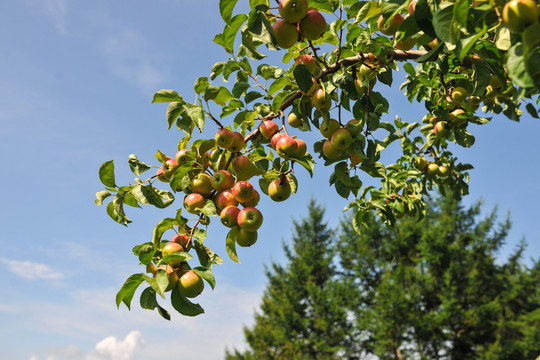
top-left (42, 0), bottom-right (68, 33)
top-left (86, 331), bottom-right (143, 360)
top-left (0, 258), bottom-right (64, 280)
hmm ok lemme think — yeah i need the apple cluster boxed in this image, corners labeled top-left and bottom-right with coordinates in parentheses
top-left (414, 156), bottom-right (451, 178)
top-left (318, 118), bottom-right (362, 166)
top-left (271, 0), bottom-right (327, 49)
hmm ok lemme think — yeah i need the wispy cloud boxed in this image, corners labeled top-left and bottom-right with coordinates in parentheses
top-left (0, 258), bottom-right (64, 280)
top-left (43, 0), bottom-right (68, 33)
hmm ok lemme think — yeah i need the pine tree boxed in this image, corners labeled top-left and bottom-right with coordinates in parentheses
top-left (226, 200), bottom-right (354, 360)
top-left (337, 195), bottom-right (540, 359)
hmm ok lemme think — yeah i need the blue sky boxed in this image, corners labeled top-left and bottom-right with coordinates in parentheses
top-left (1, 1), bottom-right (539, 359)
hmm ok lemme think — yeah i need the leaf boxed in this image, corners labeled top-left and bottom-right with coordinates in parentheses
top-left (293, 64), bottom-right (314, 94)
top-left (171, 287), bottom-right (205, 316)
top-left (204, 86), bottom-right (234, 106)
top-left (109, 194), bottom-right (131, 226)
top-left (128, 154), bottom-right (151, 176)
top-left (507, 42), bottom-right (535, 88)
top-left (163, 252), bottom-right (193, 266)
top-left (131, 185), bottom-right (174, 209)
top-left (239, 27), bottom-right (266, 60)
top-left (183, 103), bottom-right (205, 132)
top-left (223, 14), bottom-right (249, 53)
top-left (137, 244), bottom-right (155, 265)
top-left (140, 286), bottom-right (159, 310)
top-left (226, 227), bottom-right (241, 263)
top-left (152, 218), bottom-right (179, 247)
top-left (193, 266), bottom-right (216, 290)
top-left (194, 241), bottom-right (223, 267)
top-left (219, 0), bottom-right (239, 24)
top-left (289, 153), bottom-right (315, 177)
top-left (152, 89), bottom-right (182, 103)
top-left (166, 102), bottom-right (185, 130)
top-left (194, 77), bottom-right (210, 94)
top-left (99, 160), bottom-right (116, 187)
top-left (95, 190), bottom-right (111, 205)
top-left (116, 273), bottom-right (145, 309)
top-left (433, 2), bottom-right (459, 46)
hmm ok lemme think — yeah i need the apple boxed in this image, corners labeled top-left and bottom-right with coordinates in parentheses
top-left (331, 128), bottom-right (353, 150)
top-left (449, 109), bottom-right (467, 126)
top-left (311, 88), bottom-right (332, 111)
top-left (358, 64), bottom-right (377, 81)
top-left (191, 173), bottom-right (213, 196)
top-left (353, 79), bottom-right (365, 98)
top-left (271, 132), bottom-right (288, 149)
top-left (215, 128), bottom-right (234, 149)
top-left (409, 0), bottom-right (417, 15)
top-left (163, 159), bottom-right (179, 179)
top-left (171, 233), bottom-right (192, 251)
top-left (468, 96), bottom-right (482, 110)
top-left (438, 165), bottom-right (450, 177)
top-left (294, 138), bottom-right (307, 157)
top-left (268, 178), bottom-right (292, 202)
top-left (288, 112), bottom-right (302, 128)
top-left (232, 181), bottom-right (255, 203)
top-left (299, 10), bottom-right (327, 40)
top-left (433, 121), bottom-right (447, 136)
top-left (242, 188), bottom-right (260, 207)
top-left (300, 77), bottom-right (317, 95)
top-left (320, 118), bottom-right (340, 138)
top-left (156, 265), bottom-right (179, 292)
top-left (232, 155), bottom-right (252, 173)
top-left (276, 135), bottom-right (299, 159)
top-left (345, 119), bottom-right (361, 136)
top-left (216, 189), bottom-right (239, 209)
top-left (260, 120), bottom-right (279, 138)
top-left (237, 207), bottom-right (263, 231)
top-left (295, 54), bottom-right (317, 73)
top-left (502, 0), bottom-right (538, 33)
top-left (414, 157), bottom-right (428, 171)
top-left (211, 170), bottom-right (234, 191)
top-left (177, 270), bottom-right (204, 298)
top-left (220, 205), bottom-right (240, 228)
top-left (156, 167), bottom-right (169, 182)
top-left (452, 87), bottom-right (468, 104)
top-left (427, 163), bottom-right (439, 176)
top-left (184, 193), bottom-right (205, 214)
top-left (349, 151), bottom-right (362, 166)
top-left (273, 19), bottom-right (299, 49)
top-left (278, 0), bottom-right (308, 23)
top-left (162, 242), bottom-right (185, 267)
top-left (323, 139), bottom-right (344, 159)
top-left (175, 149), bottom-right (190, 166)
top-left (377, 13), bottom-right (404, 36)
top-left (395, 36), bottom-right (417, 51)
top-left (229, 132), bottom-right (246, 152)
top-left (236, 228), bottom-right (258, 247)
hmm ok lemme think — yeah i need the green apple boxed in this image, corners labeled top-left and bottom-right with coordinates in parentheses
top-left (162, 242), bottom-right (185, 267)
top-left (427, 163), bottom-right (439, 176)
top-left (178, 270), bottom-right (204, 298)
top-left (220, 205), bottom-right (240, 228)
top-left (236, 228), bottom-right (258, 247)
top-left (358, 64), bottom-right (377, 81)
top-left (215, 128), bottom-right (234, 149)
top-left (502, 0), bottom-right (538, 33)
top-left (211, 170), bottom-right (234, 191)
top-left (331, 128), bottom-right (353, 150)
top-left (237, 207), bottom-right (263, 231)
top-left (294, 54), bottom-right (317, 73)
top-left (260, 120), bottom-right (279, 138)
top-left (191, 173), bottom-right (212, 196)
top-left (438, 165), bottom-right (450, 177)
top-left (288, 112), bottom-right (302, 128)
top-left (273, 19), bottom-right (299, 49)
top-left (163, 159), bottom-right (179, 179)
top-left (323, 139), bottom-right (343, 159)
top-left (299, 10), bottom-right (327, 40)
top-left (452, 87), bottom-right (468, 104)
top-left (450, 109), bottom-right (467, 126)
top-left (278, 0), bottom-right (308, 23)
top-left (377, 13), bottom-right (404, 36)
top-left (433, 121), bottom-right (448, 136)
top-left (268, 178), bottom-right (292, 202)
top-left (175, 149), bottom-right (191, 166)
top-left (232, 181), bottom-right (255, 203)
top-left (414, 157), bottom-right (428, 171)
top-left (184, 193), bottom-right (205, 214)
top-left (320, 118), bottom-right (340, 138)
top-left (395, 35), bottom-right (416, 51)
top-left (345, 119), bottom-right (361, 136)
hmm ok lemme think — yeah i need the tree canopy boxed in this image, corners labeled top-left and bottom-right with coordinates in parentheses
top-left (96, 0), bottom-right (540, 318)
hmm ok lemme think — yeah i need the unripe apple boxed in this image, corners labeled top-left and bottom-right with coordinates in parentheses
top-left (452, 87), bottom-right (468, 104)
top-left (237, 207), bottom-right (263, 232)
top-left (215, 128), bottom-right (234, 149)
top-left (229, 132), bottom-right (246, 153)
top-left (211, 170), bottom-right (234, 191)
top-left (353, 79), bottom-right (365, 99)
top-left (438, 165), bottom-right (450, 177)
top-left (409, 0), bottom-right (417, 15)
top-left (171, 233), bottom-right (192, 251)
top-left (331, 128), bottom-right (353, 150)
top-left (395, 36), bottom-right (417, 51)
top-left (345, 119), bottom-right (361, 136)
top-left (178, 270), bottom-right (204, 298)
top-left (294, 138), bottom-right (307, 157)
top-left (191, 173), bottom-right (213, 196)
top-left (311, 88), bottom-right (332, 111)
top-left (288, 112), bottom-right (302, 128)
top-left (427, 163), bottom-right (440, 176)
top-left (260, 120), bottom-right (279, 138)
top-left (294, 54), bottom-right (317, 73)
top-left (163, 159), bottom-right (179, 179)
top-left (220, 205), bottom-right (241, 228)
top-left (242, 188), bottom-right (260, 207)
top-left (414, 156), bottom-right (428, 171)
top-left (278, 0), bottom-right (308, 23)
top-left (273, 19), bottom-right (299, 49)
top-left (358, 64), bottom-right (377, 81)
top-left (377, 13), bottom-right (404, 36)
top-left (236, 228), bottom-right (258, 247)
top-left (468, 96), bottom-right (482, 109)
top-left (349, 151), bottom-right (362, 166)
top-left (502, 0), bottom-right (538, 33)
top-left (156, 265), bottom-right (179, 292)
top-left (433, 121), bottom-right (448, 136)
top-left (175, 149), bottom-right (190, 166)
top-left (232, 155), bottom-right (252, 173)
top-left (323, 139), bottom-right (344, 159)
top-left (299, 10), bottom-right (327, 40)
top-left (232, 181), bottom-right (254, 203)
top-left (216, 189), bottom-right (239, 209)
top-left (450, 109), bottom-right (467, 126)
top-left (276, 135), bottom-right (299, 159)
top-left (268, 178), bottom-right (292, 202)
top-left (162, 242), bottom-right (185, 267)
top-left (184, 193), bottom-right (205, 214)
top-left (320, 118), bottom-right (340, 138)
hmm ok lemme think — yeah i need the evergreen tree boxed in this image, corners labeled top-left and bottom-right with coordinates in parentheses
top-left (226, 200), bottom-right (353, 360)
top-left (337, 196), bottom-right (540, 360)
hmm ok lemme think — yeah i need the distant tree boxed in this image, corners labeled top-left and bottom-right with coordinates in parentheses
top-left (226, 200), bottom-right (354, 360)
top-left (337, 195), bottom-right (540, 360)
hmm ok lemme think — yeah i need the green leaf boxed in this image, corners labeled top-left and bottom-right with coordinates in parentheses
top-left (194, 241), bottom-right (223, 267)
top-left (290, 153), bottom-right (315, 177)
top-left (204, 86), bottom-right (234, 106)
top-left (239, 27), bottom-right (266, 60)
top-left (166, 102), bottom-right (185, 130)
top-left (116, 273), bottom-right (145, 309)
top-left (433, 3), bottom-right (459, 46)
top-left (138, 244), bottom-right (155, 265)
top-left (453, 0), bottom-right (468, 32)
top-left (128, 154), bottom-right (151, 176)
top-left (152, 218), bottom-right (179, 247)
top-left (268, 77), bottom-right (291, 96)
top-left (219, 0), bottom-right (238, 24)
top-left (226, 227), bottom-right (241, 263)
top-left (140, 286), bottom-right (159, 310)
top-left (131, 185), bottom-right (174, 209)
top-left (193, 266), bottom-right (216, 289)
top-left (182, 103), bottom-right (205, 132)
top-left (152, 89), bottom-right (182, 103)
top-left (224, 14), bottom-right (249, 53)
top-left (109, 194), bottom-right (131, 226)
top-left (294, 64), bottom-right (314, 94)
top-left (171, 287), bottom-right (205, 316)
top-left (143, 275), bottom-right (165, 299)
top-left (507, 42), bottom-right (535, 88)
top-left (95, 190), bottom-right (111, 205)
top-left (99, 160), bottom-right (116, 187)
top-left (194, 77), bottom-right (210, 94)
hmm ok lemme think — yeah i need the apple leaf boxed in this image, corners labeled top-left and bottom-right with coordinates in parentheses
top-left (194, 77), bottom-right (210, 94)
top-left (140, 287), bottom-right (159, 310)
top-left (219, 0), bottom-right (238, 25)
top-left (128, 154), bottom-right (151, 176)
top-left (166, 102), bottom-right (185, 130)
top-left (95, 190), bottom-right (111, 206)
top-left (226, 227), bottom-right (241, 263)
top-left (116, 273), bottom-right (145, 310)
top-left (194, 241), bottom-right (223, 267)
top-left (290, 153), bottom-right (315, 177)
top-left (171, 287), bottom-right (205, 316)
top-left (239, 27), bottom-right (266, 60)
top-left (193, 266), bottom-right (216, 290)
top-left (152, 89), bottom-right (183, 104)
top-left (152, 217), bottom-right (179, 247)
top-left (163, 252), bottom-right (193, 266)
top-left (223, 14), bottom-right (249, 53)
top-left (294, 64), bottom-right (314, 94)
top-left (137, 244), bottom-right (155, 265)
top-left (99, 160), bottom-right (116, 188)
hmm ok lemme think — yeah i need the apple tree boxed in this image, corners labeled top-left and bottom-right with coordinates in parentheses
top-left (96, 0), bottom-right (540, 319)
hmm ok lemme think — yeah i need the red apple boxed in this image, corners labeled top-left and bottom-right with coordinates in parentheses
top-left (377, 13), bottom-right (404, 36)
top-left (294, 138), bottom-right (307, 157)
top-left (232, 155), bottom-right (252, 173)
top-left (242, 188), bottom-right (260, 207)
top-left (171, 233), bottom-right (192, 251)
top-left (232, 181), bottom-right (254, 203)
top-left (311, 88), bottom-right (332, 111)
top-left (409, 0), bottom-right (417, 15)
top-left (215, 128), bottom-right (234, 149)
top-left (177, 270), bottom-right (204, 298)
top-left (295, 54), bottom-right (317, 73)
top-left (211, 170), bottom-right (234, 191)
top-left (237, 207), bottom-right (263, 231)
top-left (175, 149), bottom-right (190, 166)
top-left (216, 189), bottom-right (239, 209)
top-left (268, 178), bottom-right (292, 202)
top-left (260, 120), bottom-right (279, 138)
top-left (271, 132), bottom-right (288, 149)
top-left (163, 159), bottom-right (179, 179)
top-left (184, 193), bottom-right (205, 214)
top-left (162, 242), bottom-right (185, 267)
top-left (276, 135), bottom-right (299, 159)
top-left (229, 132), bottom-right (246, 152)
top-left (156, 167), bottom-right (169, 182)
top-left (300, 10), bottom-right (327, 40)
top-left (220, 205), bottom-right (241, 228)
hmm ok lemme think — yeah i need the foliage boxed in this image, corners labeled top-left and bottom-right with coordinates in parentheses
top-left (96, 0), bottom-right (540, 317)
